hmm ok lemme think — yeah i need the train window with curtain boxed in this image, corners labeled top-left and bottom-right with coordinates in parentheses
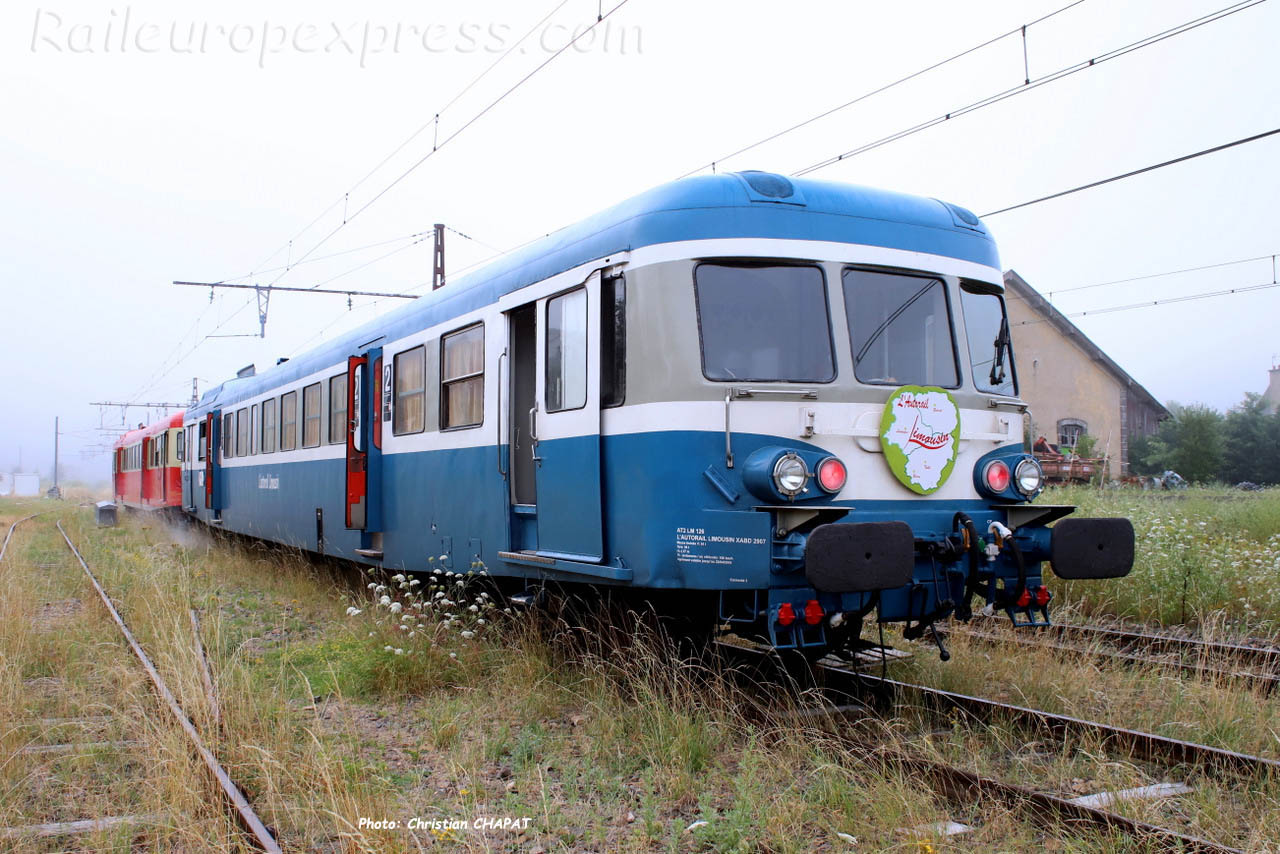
top-left (197, 421), bottom-right (206, 461)
top-left (695, 262), bottom-right (835, 382)
top-left (393, 345), bottom-right (426, 435)
top-left (329, 374), bottom-right (348, 445)
top-left (302, 383), bottom-right (322, 448)
top-left (223, 413), bottom-right (234, 459)
top-left (236, 408), bottom-right (248, 457)
top-left (441, 324), bottom-right (484, 428)
top-left (261, 398), bottom-right (277, 453)
top-left (280, 391), bottom-right (298, 451)
top-left (843, 268), bottom-right (959, 388)
top-left (601, 275), bottom-right (626, 408)
top-left (547, 290), bottom-right (587, 411)
top-left (960, 281), bottom-right (1017, 396)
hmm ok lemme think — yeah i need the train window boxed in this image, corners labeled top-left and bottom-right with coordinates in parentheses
top-left (223, 413), bottom-right (234, 459)
top-left (329, 374), bottom-right (348, 445)
top-left (236, 408), bottom-right (249, 457)
top-left (547, 290), bottom-right (586, 412)
top-left (601, 275), bottom-right (626, 408)
top-left (261, 398), bottom-right (277, 454)
top-left (197, 420), bottom-right (207, 461)
top-left (250, 405), bottom-right (259, 455)
top-left (441, 325), bottom-right (484, 428)
top-left (281, 391), bottom-right (298, 451)
top-left (960, 282), bottom-right (1017, 396)
top-left (843, 269), bottom-right (959, 388)
top-left (393, 345), bottom-right (426, 435)
top-left (302, 383), bottom-right (322, 448)
top-left (695, 263), bottom-right (835, 382)
top-left (176, 429), bottom-right (185, 463)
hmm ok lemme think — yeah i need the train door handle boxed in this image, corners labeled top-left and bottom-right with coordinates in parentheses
top-left (529, 405), bottom-right (542, 464)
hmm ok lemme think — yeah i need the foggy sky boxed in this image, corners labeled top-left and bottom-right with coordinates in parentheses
top-left (3, 0), bottom-right (1277, 483)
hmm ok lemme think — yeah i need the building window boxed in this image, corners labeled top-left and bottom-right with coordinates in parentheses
top-left (261, 398), bottom-right (277, 454)
top-left (281, 391), bottom-right (298, 451)
top-left (441, 324), bottom-right (484, 428)
top-left (1058, 418), bottom-right (1087, 449)
top-left (601, 275), bottom-right (626, 408)
top-left (302, 383), bottom-right (322, 448)
top-left (393, 345), bottom-right (426, 435)
top-left (329, 373), bottom-right (348, 445)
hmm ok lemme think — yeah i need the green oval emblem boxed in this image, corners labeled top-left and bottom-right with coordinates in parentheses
top-left (879, 386), bottom-right (961, 495)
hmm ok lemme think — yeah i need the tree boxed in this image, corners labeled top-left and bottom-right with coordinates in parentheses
top-left (1220, 393), bottom-right (1280, 484)
top-left (1157, 402), bottom-right (1224, 483)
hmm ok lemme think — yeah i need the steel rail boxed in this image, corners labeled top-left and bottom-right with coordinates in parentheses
top-left (56, 521), bottom-right (282, 853)
top-left (955, 627), bottom-right (1280, 694)
top-left (716, 641), bottom-right (1249, 853)
top-left (821, 665), bottom-right (1280, 779)
top-left (1027, 622), bottom-right (1280, 671)
top-left (0, 513), bottom-right (41, 563)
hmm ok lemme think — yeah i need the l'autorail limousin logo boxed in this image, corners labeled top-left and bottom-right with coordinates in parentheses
top-left (879, 385), bottom-right (960, 495)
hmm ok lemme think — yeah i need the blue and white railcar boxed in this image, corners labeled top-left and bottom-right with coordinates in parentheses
top-left (179, 171), bottom-right (1132, 657)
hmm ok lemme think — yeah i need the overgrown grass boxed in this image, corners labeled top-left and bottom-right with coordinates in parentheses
top-left (1048, 485), bottom-right (1280, 636)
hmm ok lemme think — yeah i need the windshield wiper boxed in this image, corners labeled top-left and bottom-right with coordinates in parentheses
top-left (989, 314), bottom-right (1011, 387)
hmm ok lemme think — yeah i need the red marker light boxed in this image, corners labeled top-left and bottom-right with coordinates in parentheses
top-left (1035, 586), bottom-right (1051, 607)
top-left (804, 599), bottom-right (824, 625)
top-left (1016, 588), bottom-right (1032, 608)
top-left (777, 602), bottom-right (796, 626)
top-left (816, 457), bottom-right (847, 493)
top-left (984, 460), bottom-right (1011, 492)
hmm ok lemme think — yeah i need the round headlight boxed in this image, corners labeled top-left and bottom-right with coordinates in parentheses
top-left (1014, 458), bottom-right (1044, 496)
top-left (773, 453), bottom-right (809, 496)
top-left (983, 460), bottom-right (1011, 493)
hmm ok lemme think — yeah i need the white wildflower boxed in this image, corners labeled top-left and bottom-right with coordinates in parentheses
top-left (345, 606), bottom-right (362, 616)
top-left (439, 554), bottom-right (448, 561)
top-left (367, 582), bottom-right (377, 590)
top-left (476, 619), bottom-right (486, 626)
top-left (468, 604), bottom-right (479, 613)
top-left (449, 652), bottom-right (457, 659)
top-left (410, 579), bottom-right (421, 586)
top-left (394, 648), bottom-right (404, 655)
top-left (392, 573), bottom-right (406, 582)
top-left (379, 595), bottom-right (391, 606)
top-left (384, 645), bottom-right (393, 652)
top-left (389, 602), bottom-right (403, 614)
top-left (460, 630), bottom-right (475, 639)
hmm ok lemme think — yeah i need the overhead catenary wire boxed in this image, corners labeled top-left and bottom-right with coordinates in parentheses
top-left (675, 0), bottom-right (1086, 179)
top-left (980, 126), bottom-right (1280, 217)
top-left (234, 0), bottom-right (576, 286)
top-left (1005, 250), bottom-right (1280, 303)
top-left (1013, 279), bottom-right (1280, 325)
top-left (791, 0), bottom-right (1267, 176)
top-left (266, 0), bottom-right (634, 290)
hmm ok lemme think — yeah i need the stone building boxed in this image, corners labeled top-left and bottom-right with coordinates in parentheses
top-left (1003, 270), bottom-right (1169, 477)
top-left (1264, 365), bottom-right (1280, 413)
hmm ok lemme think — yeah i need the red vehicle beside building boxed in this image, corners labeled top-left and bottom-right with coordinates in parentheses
top-left (112, 412), bottom-right (185, 510)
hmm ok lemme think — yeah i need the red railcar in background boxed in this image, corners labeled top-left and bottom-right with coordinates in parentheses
top-left (112, 413), bottom-right (185, 510)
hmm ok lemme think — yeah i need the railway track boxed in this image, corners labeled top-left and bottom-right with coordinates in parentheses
top-left (0, 512), bottom-right (41, 562)
top-left (1020, 620), bottom-right (1280, 672)
top-left (717, 640), bottom-right (1256, 853)
top-left (53, 520), bottom-right (282, 852)
top-left (952, 622), bottom-right (1280, 695)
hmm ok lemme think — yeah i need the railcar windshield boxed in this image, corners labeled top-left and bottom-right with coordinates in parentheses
top-left (960, 282), bottom-right (1017, 396)
top-left (695, 262), bottom-right (835, 382)
top-left (843, 268), bottom-right (958, 387)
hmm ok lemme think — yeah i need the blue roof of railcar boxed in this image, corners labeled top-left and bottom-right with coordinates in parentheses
top-left (193, 172), bottom-right (998, 412)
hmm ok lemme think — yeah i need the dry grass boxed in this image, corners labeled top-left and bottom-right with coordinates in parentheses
top-left (4, 495), bottom-right (1277, 852)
